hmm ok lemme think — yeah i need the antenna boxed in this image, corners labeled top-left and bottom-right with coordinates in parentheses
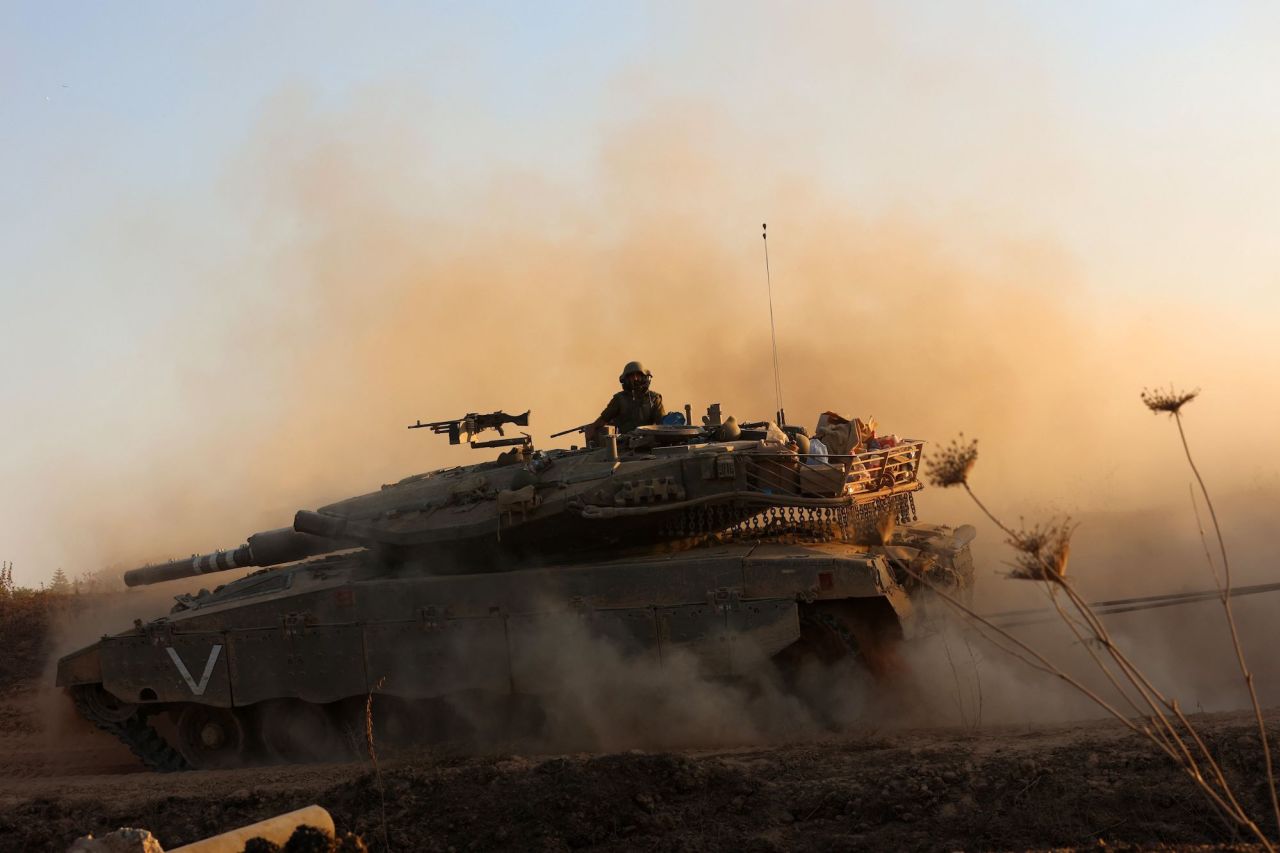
top-left (762, 223), bottom-right (786, 425)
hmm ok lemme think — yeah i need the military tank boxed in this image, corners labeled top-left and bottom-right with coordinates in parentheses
top-left (57, 402), bottom-right (974, 770)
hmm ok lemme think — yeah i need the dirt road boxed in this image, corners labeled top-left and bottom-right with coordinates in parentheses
top-left (1, 681), bottom-right (1276, 852)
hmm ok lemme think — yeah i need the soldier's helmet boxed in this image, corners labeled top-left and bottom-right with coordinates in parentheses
top-left (619, 361), bottom-right (652, 393)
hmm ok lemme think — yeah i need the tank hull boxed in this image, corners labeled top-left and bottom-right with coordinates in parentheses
top-left (57, 533), bottom-right (969, 769)
top-left (61, 542), bottom-right (911, 700)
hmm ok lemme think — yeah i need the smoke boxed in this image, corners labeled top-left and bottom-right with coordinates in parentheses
top-left (14, 83), bottom-right (1280, 737)
top-left (438, 608), bottom-right (872, 754)
top-left (53, 104), bottom-right (1277, 562)
top-left (33, 586), bottom-right (195, 751)
top-left (896, 594), bottom-right (1280, 732)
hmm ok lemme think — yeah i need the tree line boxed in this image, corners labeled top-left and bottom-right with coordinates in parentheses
top-left (0, 561), bottom-right (118, 597)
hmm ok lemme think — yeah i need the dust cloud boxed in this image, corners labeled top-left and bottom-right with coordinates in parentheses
top-left (55, 98), bottom-right (1280, 576)
top-left (30, 93), bottom-right (1280, 734)
top-left (35, 586), bottom-right (185, 744)
top-left (442, 609), bottom-right (876, 754)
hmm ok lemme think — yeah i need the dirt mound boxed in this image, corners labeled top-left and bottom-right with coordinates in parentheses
top-left (1, 713), bottom-right (1276, 851)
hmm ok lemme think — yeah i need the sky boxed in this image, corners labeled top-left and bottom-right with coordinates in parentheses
top-left (2, 2), bottom-right (1280, 592)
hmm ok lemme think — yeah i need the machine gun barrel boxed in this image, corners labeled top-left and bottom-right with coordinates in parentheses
top-left (122, 528), bottom-right (343, 587)
top-left (549, 422), bottom-right (593, 439)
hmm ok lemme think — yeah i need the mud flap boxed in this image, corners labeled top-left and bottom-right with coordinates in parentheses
top-left (55, 643), bottom-right (103, 687)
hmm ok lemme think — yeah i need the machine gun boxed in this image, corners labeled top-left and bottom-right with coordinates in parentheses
top-left (408, 409), bottom-right (531, 449)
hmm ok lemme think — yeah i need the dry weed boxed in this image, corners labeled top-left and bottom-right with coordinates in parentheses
top-left (1140, 382), bottom-right (1280, 838)
top-left (924, 435), bottom-right (978, 488)
top-left (1006, 518), bottom-right (1076, 581)
top-left (1141, 386), bottom-right (1200, 415)
top-left (910, 425), bottom-right (1274, 849)
top-left (365, 677), bottom-right (390, 853)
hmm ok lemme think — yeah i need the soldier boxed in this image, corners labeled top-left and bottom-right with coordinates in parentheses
top-left (586, 361), bottom-right (666, 439)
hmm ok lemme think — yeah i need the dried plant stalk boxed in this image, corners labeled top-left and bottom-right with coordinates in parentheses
top-left (366, 676), bottom-right (391, 853)
top-left (1142, 387), bottom-right (1280, 837)
top-left (922, 430), bottom-right (1274, 848)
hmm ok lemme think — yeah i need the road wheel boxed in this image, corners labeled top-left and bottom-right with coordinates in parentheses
top-left (176, 704), bottom-right (247, 769)
top-left (257, 699), bottom-right (346, 764)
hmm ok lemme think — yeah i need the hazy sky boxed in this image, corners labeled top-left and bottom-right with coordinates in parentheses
top-left (3, 2), bottom-right (1280, 588)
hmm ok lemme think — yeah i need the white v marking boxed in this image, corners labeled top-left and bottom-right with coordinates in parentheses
top-left (167, 644), bottom-right (223, 696)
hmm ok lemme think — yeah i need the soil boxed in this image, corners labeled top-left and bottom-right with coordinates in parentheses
top-left (1, 678), bottom-right (1277, 853)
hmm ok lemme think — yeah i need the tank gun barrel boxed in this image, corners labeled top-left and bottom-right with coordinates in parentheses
top-left (123, 528), bottom-right (343, 588)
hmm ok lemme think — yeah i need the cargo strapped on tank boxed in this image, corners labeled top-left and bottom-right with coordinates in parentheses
top-left (741, 440), bottom-right (925, 500)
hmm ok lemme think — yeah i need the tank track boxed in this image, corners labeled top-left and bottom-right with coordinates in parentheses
top-left (807, 608), bottom-right (861, 657)
top-left (799, 606), bottom-right (864, 664)
top-left (71, 688), bottom-right (189, 772)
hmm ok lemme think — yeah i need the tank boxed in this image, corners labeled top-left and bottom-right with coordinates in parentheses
top-left (56, 405), bottom-right (975, 770)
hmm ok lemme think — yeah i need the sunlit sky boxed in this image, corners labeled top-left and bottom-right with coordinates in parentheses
top-left (3, 2), bottom-right (1280, 587)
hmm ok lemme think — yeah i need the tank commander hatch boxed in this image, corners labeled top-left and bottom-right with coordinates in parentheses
top-left (585, 361), bottom-right (666, 440)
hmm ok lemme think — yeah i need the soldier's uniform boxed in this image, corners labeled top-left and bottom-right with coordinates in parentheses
top-left (587, 361), bottom-right (666, 437)
top-left (597, 389), bottom-right (666, 434)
